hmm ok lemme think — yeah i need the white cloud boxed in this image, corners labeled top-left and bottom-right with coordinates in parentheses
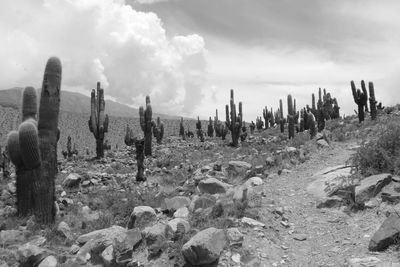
top-left (132, 0), bottom-right (168, 4)
top-left (0, 0), bottom-right (206, 116)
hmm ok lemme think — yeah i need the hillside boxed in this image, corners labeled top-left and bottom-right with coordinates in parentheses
top-left (0, 87), bottom-right (181, 120)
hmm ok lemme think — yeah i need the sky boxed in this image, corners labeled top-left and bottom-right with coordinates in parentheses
top-left (1, 0), bottom-right (400, 121)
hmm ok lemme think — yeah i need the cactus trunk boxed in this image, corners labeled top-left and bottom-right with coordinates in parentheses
top-left (369, 82), bottom-right (377, 120)
top-left (287, 95), bottom-right (294, 139)
top-left (225, 89), bottom-right (242, 147)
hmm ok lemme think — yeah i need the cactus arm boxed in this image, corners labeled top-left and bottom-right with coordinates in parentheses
top-left (139, 106), bottom-right (145, 131)
top-left (22, 86), bottom-right (37, 121)
top-left (225, 104), bottom-right (231, 129)
top-left (7, 131), bottom-right (24, 168)
top-left (103, 114), bottom-right (109, 133)
top-left (90, 89), bottom-right (98, 138)
top-left (350, 81), bottom-right (358, 104)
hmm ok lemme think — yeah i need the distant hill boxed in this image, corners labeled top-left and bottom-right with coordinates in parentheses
top-left (0, 87), bottom-right (182, 120)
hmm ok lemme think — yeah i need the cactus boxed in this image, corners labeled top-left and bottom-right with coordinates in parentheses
top-left (88, 82), bottom-right (109, 158)
top-left (249, 121), bottom-right (255, 134)
top-left (299, 109), bottom-right (305, 132)
top-left (7, 57), bottom-right (62, 223)
top-left (179, 117), bottom-right (185, 140)
top-left (22, 86), bottom-right (37, 121)
top-left (369, 82), bottom-right (377, 120)
top-left (153, 117), bottom-right (164, 144)
top-left (308, 111), bottom-right (317, 139)
top-left (263, 106), bottom-right (270, 129)
top-left (225, 89), bottom-right (242, 147)
top-left (361, 80), bottom-right (369, 112)
top-left (351, 80), bottom-right (368, 123)
top-left (332, 98), bottom-right (340, 119)
top-left (139, 96), bottom-right (153, 156)
top-left (240, 122), bottom-right (247, 142)
top-left (287, 95), bottom-right (295, 139)
top-left (207, 117), bottom-right (214, 137)
top-left (125, 125), bottom-right (136, 146)
top-left (318, 88), bottom-right (323, 109)
top-left (312, 93), bottom-right (316, 111)
top-left (135, 139), bottom-right (145, 182)
top-left (279, 99), bottom-right (284, 133)
top-left (220, 124), bottom-right (228, 140)
top-left (214, 109), bottom-right (221, 137)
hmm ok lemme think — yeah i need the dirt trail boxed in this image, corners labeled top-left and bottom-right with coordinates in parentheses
top-left (242, 141), bottom-right (399, 267)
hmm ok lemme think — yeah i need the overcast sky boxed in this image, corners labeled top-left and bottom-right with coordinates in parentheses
top-left (1, 0), bottom-right (399, 120)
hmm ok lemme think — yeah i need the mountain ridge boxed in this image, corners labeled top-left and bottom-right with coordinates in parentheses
top-left (0, 87), bottom-right (183, 120)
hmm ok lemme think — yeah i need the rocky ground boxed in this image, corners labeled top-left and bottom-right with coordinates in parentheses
top-left (1, 114), bottom-right (400, 266)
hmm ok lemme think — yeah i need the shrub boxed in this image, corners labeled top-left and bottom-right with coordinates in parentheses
top-left (351, 121), bottom-right (400, 176)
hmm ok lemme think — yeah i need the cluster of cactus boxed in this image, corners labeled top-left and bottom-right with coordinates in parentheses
top-left (7, 57), bottom-right (61, 224)
top-left (88, 82), bottom-right (109, 158)
top-left (153, 117), bottom-right (164, 144)
top-left (213, 109), bottom-right (228, 140)
top-left (240, 122), bottom-right (248, 141)
top-left (62, 135), bottom-right (78, 159)
top-left (139, 96), bottom-right (153, 156)
top-left (207, 117), bottom-right (214, 137)
top-left (255, 116), bottom-right (264, 130)
top-left (196, 116), bottom-right (205, 142)
top-left (308, 88), bottom-right (340, 132)
top-left (225, 89), bottom-right (243, 147)
top-left (0, 145), bottom-right (10, 179)
top-left (263, 106), bottom-right (274, 129)
top-left (351, 80), bottom-right (378, 122)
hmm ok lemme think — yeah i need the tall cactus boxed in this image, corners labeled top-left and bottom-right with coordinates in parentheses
top-left (361, 80), bottom-right (369, 112)
top-left (208, 117), bottom-right (214, 137)
top-left (139, 96), bottom-right (153, 156)
top-left (225, 89), bottom-right (242, 147)
top-left (125, 125), bottom-right (136, 146)
top-left (135, 139), bottom-right (145, 181)
top-left (214, 109), bottom-right (220, 137)
top-left (179, 117), bottom-right (185, 139)
top-left (7, 57), bottom-right (62, 224)
top-left (88, 82), bottom-right (109, 158)
top-left (279, 99), bottom-right (284, 133)
top-left (351, 80), bottom-right (368, 123)
top-left (153, 117), bottom-right (164, 144)
top-left (369, 82), bottom-right (377, 120)
top-left (287, 95), bottom-right (295, 139)
top-left (312, 93), bottom-right (316, 111)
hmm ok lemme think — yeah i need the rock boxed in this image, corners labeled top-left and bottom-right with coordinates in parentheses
top-left (198, 178), bottom-right (231, 194)
top-left (37, 255), bottom-right (57, 267)
top-left (244, 177), bottom-right (263, 187)
top-left (57, 221), bottom-right (72, 240)
top-left (265, 157), bottom-right (275, 166)
top-left (173, 207), bottom-right (189, 219)
top-left (115, 228), bottom-right (142, 263)
top-left (168, 218), bottom-right (190, 234)
top-left (62, 173), bottom-right (82, 188)
top-left (0, 229), bottom-right (25, 245)
top-left (355, 174), bottom-right (392, 203)
top-left (347, 257), bottom-right (381, 267)
top-left (80, 206), bottom-right (100, 222)
top-left (76, 225), bottom-right (130, 264)
top-left (369, 214), bottom-right (400, 251)
top-left (316, 196), bottom-right (344, 209)
top-left (127, 206), bottom-right (157, 229)
top-left (293, 234), bottom-right (307, 241)
top-left (181, 227), bottom-right (227, 265)
top-left (307, 165), bottom-right (352, 199)
top-left (101, 245), bottom-right (114, 265)
top-left (16, 242), bottom-right (46, 264)
top-left (190, 195), bottom-right (216, 211)
top-left (161, 196), bottom-right (191, 212)
top-left (241, 217), bottom-right (265, 228)
top-left (317, 139), bottom-right (329, 147)
top-left (226, 228), bottom-right (244, 247)
top-left (255, 165), bottom-right (264, 174)
top-left (232, 253), bottom-right (241, 263)
top-left (142, 223), bottom-right (173, 256)
top-left (227, 161), bottom-right (252, 177)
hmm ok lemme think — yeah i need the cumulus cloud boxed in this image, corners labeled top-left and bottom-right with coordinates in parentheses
top-left (0, 0), bottom-right (207, 116)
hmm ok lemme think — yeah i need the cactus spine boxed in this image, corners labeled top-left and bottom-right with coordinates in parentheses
top-left (225, 89), bottom-right (242, 147)
top-left (369, 82), bottom-right (377, 120)
top-left (139, 96), bottom-right (153, 156)
top-left (88, 82), bottom-right (109, 158)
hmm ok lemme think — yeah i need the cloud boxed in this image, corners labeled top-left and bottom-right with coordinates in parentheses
top-left (133, 0), bottom-right (168, 4)
top-left (0, 0), bottom-right (207, 116)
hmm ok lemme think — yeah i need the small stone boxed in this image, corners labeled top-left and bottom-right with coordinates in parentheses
top-left (38, 255), bottom-right (57, 267)
top-left (293, 234), bottom-right (307, 241)
top-left (127, 206), bottom-right (157, 229)
top-left (226, 228), bottom-right (244, 246)
top-left (241, 217), bottom-right (265, 228)
top-left (231, 253), bottom-right (241, 263)
top-left (173, 207), bottom-right (189, 219)
top-left (62, 173), bottom-right (82, 188)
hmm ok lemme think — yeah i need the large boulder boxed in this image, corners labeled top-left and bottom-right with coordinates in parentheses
top-left (127, 206), bottom-right (157, 229)
top-left (355, 174), bottom-right (392, 203)
top-left (181, 227), bottom-right (227, 265)
top-left (227, 161), bottom-right (252, 177)
top-left (369, 214), bottom-right (400, 251)
top-left (198, 178), bottom-right (231, 194)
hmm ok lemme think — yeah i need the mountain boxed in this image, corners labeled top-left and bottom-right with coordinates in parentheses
top-left (0, 87), bottom-right (181, 119)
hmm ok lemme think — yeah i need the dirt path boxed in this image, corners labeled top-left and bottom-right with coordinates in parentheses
top-left (239, 141), bottom-right (399, 267)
